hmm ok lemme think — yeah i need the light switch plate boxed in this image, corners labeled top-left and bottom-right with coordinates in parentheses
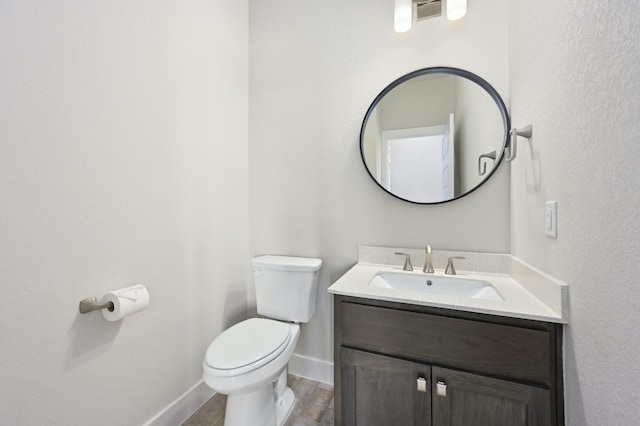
top-left (545, 201), bottom-right (557, 238)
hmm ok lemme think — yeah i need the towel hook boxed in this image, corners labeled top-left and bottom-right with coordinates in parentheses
top-left (505, 124), bottom-right (533, 162)
top-left (478, 150), bottom-right (497, 176)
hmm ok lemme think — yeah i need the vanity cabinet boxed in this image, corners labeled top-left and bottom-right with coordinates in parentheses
top-left (341, 348), bottom-right (431, 425)
top-left (430, 366), bottom-right (550, 425)
top-left (334, 296), bottom-right (564, 426)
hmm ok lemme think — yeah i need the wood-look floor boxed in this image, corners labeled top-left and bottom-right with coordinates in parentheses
top-left (182, 375), bottom-right (334, 426)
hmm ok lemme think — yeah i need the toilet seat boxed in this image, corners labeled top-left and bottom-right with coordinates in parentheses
top-left (204, 318), bottom-right (292, 377)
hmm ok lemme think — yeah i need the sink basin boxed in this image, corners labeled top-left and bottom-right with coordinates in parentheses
top-left (369, 272), bottom-right (503, 301)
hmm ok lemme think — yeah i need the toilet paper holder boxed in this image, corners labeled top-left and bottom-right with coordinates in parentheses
top-left (79, 297), bottom-right (115, 314)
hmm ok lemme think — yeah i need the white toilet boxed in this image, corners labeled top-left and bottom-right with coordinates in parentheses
top-left (202, 255), bottom-right (323, 426)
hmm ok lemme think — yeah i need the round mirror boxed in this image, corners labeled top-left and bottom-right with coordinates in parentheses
top-left (360, 67), bottom-right (510, 204)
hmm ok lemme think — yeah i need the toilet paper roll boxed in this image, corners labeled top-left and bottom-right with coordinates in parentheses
top-left (100, 284), bottom-right (150, 322)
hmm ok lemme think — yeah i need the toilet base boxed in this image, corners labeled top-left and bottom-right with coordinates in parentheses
top-left (275, 387), bottom-right (295, 426)
top-left (224, 385), bottom-right (275, 426)
top-left (223, 385), bottom-right (295, 426)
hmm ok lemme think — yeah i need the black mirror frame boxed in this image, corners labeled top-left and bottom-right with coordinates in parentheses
top-left (360, 67), bottom-right (511, 205)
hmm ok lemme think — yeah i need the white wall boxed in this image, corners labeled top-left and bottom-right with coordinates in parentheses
top-left (249, 0), bottom-right (509, 366)
top-left (509, 1), bottom-right (640, 424)
top-left (0, 1), bottom-right (249, 424)
top-left (379, 75), bottom-right (456, 130)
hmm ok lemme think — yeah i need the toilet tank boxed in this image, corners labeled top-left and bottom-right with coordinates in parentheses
top-left (251, 255), bottom-right (323, 323)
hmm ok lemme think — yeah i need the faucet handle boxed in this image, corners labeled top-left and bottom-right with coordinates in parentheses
top-left (395, 252), bottom-right (413, 271)
top-left (445, 256), bottom-right (466, 275)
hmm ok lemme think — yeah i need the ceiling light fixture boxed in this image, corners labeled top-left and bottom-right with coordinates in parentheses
top-left (394, 0), bottom-right (413, 33)
top-left (446, 0), bottom-right (467, 21)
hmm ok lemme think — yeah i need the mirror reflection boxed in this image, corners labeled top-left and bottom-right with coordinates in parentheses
top-left (360, 68), bottom-right (509, 204)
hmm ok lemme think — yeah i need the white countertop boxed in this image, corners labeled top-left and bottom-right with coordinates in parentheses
top-left (328, 262), bottom-right (567, 323)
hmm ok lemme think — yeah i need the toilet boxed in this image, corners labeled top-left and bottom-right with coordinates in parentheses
top-left (202, 255), bottom-right (323, 426)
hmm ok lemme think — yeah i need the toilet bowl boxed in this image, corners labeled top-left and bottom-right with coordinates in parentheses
top-left (202, 255), bottom-right (322, 426)
top-left (203, 319), bottom-right (300, 426)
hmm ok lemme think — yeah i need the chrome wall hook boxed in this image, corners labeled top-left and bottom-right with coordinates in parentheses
top-left (478, 150), bottom-right (497, 176)
top-left (505, 124), bottom-right (533, 162)
top-left (79, 297), bottom-right (114, 314)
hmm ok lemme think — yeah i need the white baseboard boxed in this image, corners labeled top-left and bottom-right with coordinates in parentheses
top-left (288, 353), bottom-right (334, 385)
top-left (144, 380), bottom-right (215, 426)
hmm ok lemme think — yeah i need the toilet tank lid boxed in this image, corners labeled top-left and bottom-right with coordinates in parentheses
top-left (251, 255), bottom-right (323, 272)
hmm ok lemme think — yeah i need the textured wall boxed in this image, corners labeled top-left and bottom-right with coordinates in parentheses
top-left (249, 0), bottom-right (509, 364)
top-left (509, 1), bottom-right (640, 424)
top-left (0, 1), bottom-right (249, 424)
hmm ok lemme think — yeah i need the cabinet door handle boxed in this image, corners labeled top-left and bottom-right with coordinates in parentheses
top-left (436, 380), bottom-right (447, 397)
top-left (416, 377), bottom-right (427, 393)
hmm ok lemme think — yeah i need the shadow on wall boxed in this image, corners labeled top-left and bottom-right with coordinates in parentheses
top-left (523, 137), bottom-right (541, 193)
top-left (222, 289), bottom-right (248, 330)
top-left (563, 325), bottom-right (587, 425)
top-left (64, 311), bottom-right (121, 370)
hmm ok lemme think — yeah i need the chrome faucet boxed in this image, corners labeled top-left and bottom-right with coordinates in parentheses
top-left (445, 256), bottom-right (466, 275)
top-left (395, 252), bottom-right (413, 271)
top-left (423, 245), bottom-right (434, 273)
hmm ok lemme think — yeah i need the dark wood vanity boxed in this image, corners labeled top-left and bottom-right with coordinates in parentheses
top-left (333, 295), bottom-right (564, 426)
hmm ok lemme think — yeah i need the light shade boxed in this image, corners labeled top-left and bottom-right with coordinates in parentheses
top-left (447, 0), bottom-right (467, 21)
top-left (394, 0), bottom-right (412, 33)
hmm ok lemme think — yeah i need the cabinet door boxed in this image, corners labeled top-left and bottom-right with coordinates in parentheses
top-left (432, 367), bottom-right (551, 426)
top-left (341, 348), bottom-right (431, 426)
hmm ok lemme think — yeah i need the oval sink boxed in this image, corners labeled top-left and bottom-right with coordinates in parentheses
top-left (369, 272), bottom-right (503, 301)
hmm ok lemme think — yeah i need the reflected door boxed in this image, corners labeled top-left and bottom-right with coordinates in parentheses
top-left (381, 125), bottom-right (446, 203)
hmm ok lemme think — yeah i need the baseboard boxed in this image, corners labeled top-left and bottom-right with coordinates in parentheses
top-left (143, 380), bottom-right (215, 426)
top-left (288, 353), bottom-right (334, 385)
